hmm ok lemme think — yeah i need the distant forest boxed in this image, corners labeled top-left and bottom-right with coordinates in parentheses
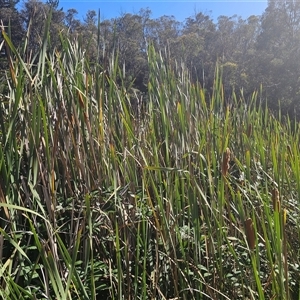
top-left (1, 0), bottom-right (300, 117)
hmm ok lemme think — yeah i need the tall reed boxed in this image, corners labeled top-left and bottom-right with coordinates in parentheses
top-left (0, 20), bottom-right (299, 299)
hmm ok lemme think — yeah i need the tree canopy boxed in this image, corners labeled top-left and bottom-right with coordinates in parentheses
top-left (1, 0), bottom-right (300, 116)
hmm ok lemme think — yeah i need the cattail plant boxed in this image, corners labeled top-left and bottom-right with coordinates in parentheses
top-left (0, 17), bottom-right (299, 300)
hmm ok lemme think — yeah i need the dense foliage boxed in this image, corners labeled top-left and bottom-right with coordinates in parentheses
top-left (1, 0), bottom-right (300, 115)
top-left (0, 1), bottom-right (300, 299)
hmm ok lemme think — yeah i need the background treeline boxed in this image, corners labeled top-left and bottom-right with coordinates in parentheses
top-left (1, 0), bottom-right (300, 116)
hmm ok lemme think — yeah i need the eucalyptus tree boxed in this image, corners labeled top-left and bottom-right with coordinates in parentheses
top-left (20, 0), bottom-right (65, 56)
top-left (256, 0), bottom-right (300, 114)
top-left (0, 0), bottom-right (22, 38)
top-left (109, 11), bottom-right (149, 91)
top-left (46, 0), bottom-right (59, 9)
top-left (0, 0), bottom-right (23, 69)
top-left (180, 12), bottom-right (216, 89)
top-left (64, 8), bottom-right (81, 34)
top-left (214, 14), bottom-right (261, 98)
top-left (79, 10), bottom-right (98, 63)
top-left (151, 14), bottom-right (181, 49)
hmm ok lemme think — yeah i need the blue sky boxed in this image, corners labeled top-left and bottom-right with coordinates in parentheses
top-left (58, 1), bottom-right (268, 22)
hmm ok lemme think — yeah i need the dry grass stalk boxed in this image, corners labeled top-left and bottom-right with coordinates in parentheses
top-left (286, 144), bottom-right (292, 157)
top-left (282, 208), bottom-right (287, 226)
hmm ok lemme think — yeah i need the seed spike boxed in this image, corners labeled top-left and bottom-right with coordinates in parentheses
top-left (222, 147), bottom-right (231, 177)
top-left (245, 218), bottom-right (255, 250)
top-left (272, 188), bottom-right (280, 212)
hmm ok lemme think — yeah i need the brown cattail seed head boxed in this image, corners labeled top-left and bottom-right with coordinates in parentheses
top-left (222, 147), bottom-right (231, 177)
top-left (272, 188), bottom-right (280, 212)
top-left (245, 218), bottom-right (255, 250)
top-left (247, 124), bottom-right (252, 137)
